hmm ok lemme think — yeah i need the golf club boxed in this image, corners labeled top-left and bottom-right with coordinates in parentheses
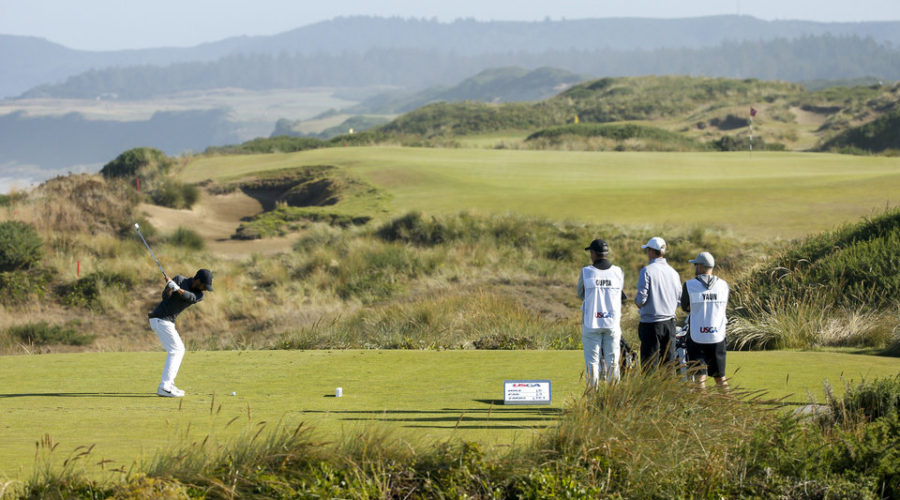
top-left (133, 223), bottom-right (169, 282)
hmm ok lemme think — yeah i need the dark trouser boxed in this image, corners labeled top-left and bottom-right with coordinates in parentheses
top-left (638, 319), bottom-right (677, 372)
top-left (686, 336), bottom-right (727, 378)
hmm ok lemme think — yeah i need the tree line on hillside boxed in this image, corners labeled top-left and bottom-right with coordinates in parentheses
top-left (19, 35), bottom-right (900, 100)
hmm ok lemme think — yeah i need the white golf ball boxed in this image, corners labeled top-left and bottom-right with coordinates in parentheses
top-left (231, 391), bottom-right (236, 396)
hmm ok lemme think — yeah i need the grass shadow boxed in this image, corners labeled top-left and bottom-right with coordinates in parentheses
top-left (0, 392), bottom-right (157, 398)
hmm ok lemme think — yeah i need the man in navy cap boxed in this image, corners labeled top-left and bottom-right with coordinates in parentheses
top-left (147, 269), bottom-right (214, 397)
top-left (577, 238), bottom-right (627, 385)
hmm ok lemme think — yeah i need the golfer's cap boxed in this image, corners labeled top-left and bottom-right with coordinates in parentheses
top-left (195, 268), bottom-right (214, 291)
top-left (641, 237), bottom-right (666, 251)
top-left (584, 238), bottom-right (609, 254)
top-left (689, 251), bottom-right (715, 268)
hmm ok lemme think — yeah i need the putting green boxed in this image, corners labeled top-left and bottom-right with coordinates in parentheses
top-left (0, 350), bottom-right (897, 481)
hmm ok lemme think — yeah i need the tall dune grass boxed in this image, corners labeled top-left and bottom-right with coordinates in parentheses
top-left (730, 208), bottom-right (900, 351)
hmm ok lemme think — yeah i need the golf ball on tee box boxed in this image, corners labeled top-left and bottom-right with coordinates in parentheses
top-left (231, 391), bottom-right (236, 396)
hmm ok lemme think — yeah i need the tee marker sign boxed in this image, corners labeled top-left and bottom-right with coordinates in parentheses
top-left (503, 380), bottom-right (551, 405)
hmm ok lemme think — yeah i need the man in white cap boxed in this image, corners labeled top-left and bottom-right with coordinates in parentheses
top-left (577, 238), bottom-right (627, 385)
top-left (634, 237), bottom-right (682, 372)
top-left (681, 252), bottom-right (730, 390)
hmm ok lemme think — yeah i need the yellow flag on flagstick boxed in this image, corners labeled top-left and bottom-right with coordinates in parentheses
top-left (574, 115), bottom-right (579, 124)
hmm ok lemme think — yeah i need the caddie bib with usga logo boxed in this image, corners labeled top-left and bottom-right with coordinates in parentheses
top-left (581, 265), bottom-right (624, 331)
top-left (686, 278), bottom-right (729, 344)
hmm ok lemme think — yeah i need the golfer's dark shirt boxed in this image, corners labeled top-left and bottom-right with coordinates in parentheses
top-left (148, 275), bottom-right (204, 323)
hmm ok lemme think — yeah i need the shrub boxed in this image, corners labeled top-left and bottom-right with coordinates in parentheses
top-left (472, 333), bottom-right (536, 349)
top-left (375, 211), bottom-right (460, 246)
top-left (525, 123), bottom-right (708, 151)
top-left (0, 269), bottom-right (53, 305)
top-left (206, 136), bottom-right (325, 154)
top-left (234, 206), bottom-right (369, 240)
top-left (0, 221), bottom-right (44, 271)
top-left (151, 179), bottom-right (200, 209)
top-left (7, 321), bottom-right (95, 346)
top-left (332, 245), bottom-right (436, 303)
top-left (100, 147), bottom-right (173, 179)
top-left (829, 374), bottom-right (900, 423)
top-left (56, 271), bottom-right (136, 310)
top-left (0, 191), bottom-right (25, 207)
top-left (166, 227), bottom-right (205, 250)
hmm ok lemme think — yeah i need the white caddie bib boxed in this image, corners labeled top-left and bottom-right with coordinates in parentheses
top-left (686, 278), bottom-right (729, 344)
top-left (582, 265), bottom-right (624, 331)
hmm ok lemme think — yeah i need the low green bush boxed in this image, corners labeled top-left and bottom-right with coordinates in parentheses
top-left (0, 220), bottom-right (44, 271)
top-left (709, 134), bottom-right (785, 151)
top-left (100, 147), bottom-right (173, 179)
top-left (207, 136), bottom-right (325, 154)
top-left (472, 333), bottom-right (536, 350)
top-left (7, 321), bottom-right (95, 346)
top-left (0, 192), bottom-right (26, 207)
top-left (0, 269), bottom-right (53, 305)
top-left (166, 227), bottom-right (205, 250)
top-left (151, 179), bottom-right (199, 209)
top-left (332, 244), bottom-right (437, 303)
top-left (525, 122), bottom-right (709, 152)
top-left (234, 206), bottom-right (370, 240)
top-left (56, 271), bottom-right (136, 310)
top-left (830, 374), bottom-right (900, 423)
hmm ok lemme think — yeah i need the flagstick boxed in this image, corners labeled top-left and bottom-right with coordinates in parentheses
top-left (749, 115), bottom-right (753, 158)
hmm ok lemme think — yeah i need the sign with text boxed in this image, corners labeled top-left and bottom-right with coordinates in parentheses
top-left (503, 380), bottom-right (551, 405)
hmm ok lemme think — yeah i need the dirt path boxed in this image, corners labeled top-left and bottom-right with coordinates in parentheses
top-left (138, 191), bottom-right (296, 256)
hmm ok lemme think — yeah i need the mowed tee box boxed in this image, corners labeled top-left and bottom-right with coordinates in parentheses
top-left (503, 380), bottom-right (551, 405)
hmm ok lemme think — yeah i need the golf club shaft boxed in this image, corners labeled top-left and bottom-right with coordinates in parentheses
top-left (134, 225), bottom-right (169, 281)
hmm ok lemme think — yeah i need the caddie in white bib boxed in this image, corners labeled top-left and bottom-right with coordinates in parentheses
top-left (577, 239), bottom-right (627, 385)
top-left (685, 278), bottom-right (729, 343)
top-left (680, 251), bottom-right (731, 389)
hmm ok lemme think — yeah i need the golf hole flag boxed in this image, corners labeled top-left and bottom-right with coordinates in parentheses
top-left (503, 380), bottom-right (551, 405)
top-left (750, 107), bottom-right (758, 117)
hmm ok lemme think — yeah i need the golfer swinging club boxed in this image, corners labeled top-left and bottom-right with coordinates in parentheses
top-left (148, 269), bottom-right (213, 397)
top-left (577, 239), bottom-right (626, 385)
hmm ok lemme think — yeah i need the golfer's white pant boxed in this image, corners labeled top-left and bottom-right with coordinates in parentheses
top-left (149, 318), bottom-right (185, 389)
top-left (582, 328), bottom-right (621, 385)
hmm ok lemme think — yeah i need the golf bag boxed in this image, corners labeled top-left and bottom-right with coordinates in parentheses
top-left (620, 337), bottom-right (637, 373)
top-left (674, 317), bottom-right (689, 379)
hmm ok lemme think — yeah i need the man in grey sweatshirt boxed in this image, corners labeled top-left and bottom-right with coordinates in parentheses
top-left (634, 237), bottom-right (682, 372)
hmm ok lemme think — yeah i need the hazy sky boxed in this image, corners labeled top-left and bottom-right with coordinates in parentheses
top-left (2, 0), bottom-right (900, 51)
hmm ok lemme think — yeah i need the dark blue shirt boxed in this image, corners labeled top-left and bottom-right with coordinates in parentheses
top-left (148, 275), bottom-right (204, 323)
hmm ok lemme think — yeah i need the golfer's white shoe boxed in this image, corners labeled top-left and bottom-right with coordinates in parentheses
top-left (157, 384), bottom-right (185, 398)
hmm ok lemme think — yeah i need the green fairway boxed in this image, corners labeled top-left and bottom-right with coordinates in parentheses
top-left (178, 147), bottom-right (900, 239)
top-left (1, 350), bottom-right (896, 481)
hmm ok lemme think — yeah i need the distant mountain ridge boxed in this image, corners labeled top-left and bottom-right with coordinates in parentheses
top-left (4, 15), bottom-right (900, 98)
top-left (15, 35), bottom-right (900, 100)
